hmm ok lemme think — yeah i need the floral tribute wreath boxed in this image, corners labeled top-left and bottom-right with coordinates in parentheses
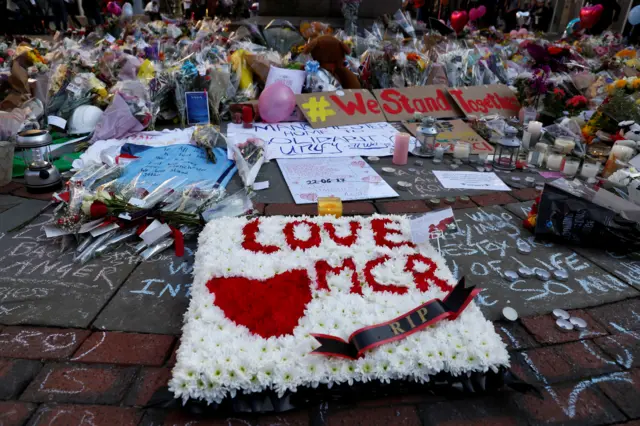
top-left (170, 215), bottom-right (509, 404)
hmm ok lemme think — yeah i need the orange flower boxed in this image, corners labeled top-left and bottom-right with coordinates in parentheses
top-left (616, 49), bottom-right (636, 59)
top-left (407, 53), bottom-right (421, 62)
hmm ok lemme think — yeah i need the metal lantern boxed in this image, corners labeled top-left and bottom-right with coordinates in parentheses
top-left (412, 116), bottom-right (439, 158)
top-left (493, 126), bottom-right (521, 171)
top-left (15, 129), bottom-right (62, 193)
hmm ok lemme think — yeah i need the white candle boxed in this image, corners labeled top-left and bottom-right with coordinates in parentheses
top-left (611, 145), bottom-right (635, 162)
top-left (546, 153), bottom-right (565, 171)
top-left (453, 142), bottom-right (470, 160)
top-left (580, 162), bottom-right (600, 179)
top-left (528, 121), bottom-right (543, 142)
top-left (554, 138), bottom-right (576, 154)
top-left (562, 159), bottom-right (580, 176)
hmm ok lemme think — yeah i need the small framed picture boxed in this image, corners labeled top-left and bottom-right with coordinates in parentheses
top-left (185, 91), bottom-right (210, 125)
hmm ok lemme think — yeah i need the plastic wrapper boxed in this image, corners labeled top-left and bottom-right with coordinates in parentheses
top-left (305, 60), bottom-right (341, 92)
top-left (231, 22), bottom-right (267, 46)
top-left (263, 20), bottom-right (305, 55)
top-left (94, 227), bottom-right (138, 257)
top-left (201, 189), bottom-right (255, 222)
top-left (128, 176), bottom-right (188, 210)
top-left (75, 229), bottom-right (117, 264)
top-left (393, 9), bottom-right (416, 39)
top-left (228, 137), bottom-right (266, 187)
top-left (190, 125), bottom-right (225, 162)
top-left (110, 80), bottom-right (152, 128)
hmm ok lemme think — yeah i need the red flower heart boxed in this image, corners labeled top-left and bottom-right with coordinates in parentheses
top-left (206, 269), bottom-right (312, 339)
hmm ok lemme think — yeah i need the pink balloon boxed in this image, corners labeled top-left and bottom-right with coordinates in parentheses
top-left (510, 30), bottom-right (518, 37)
top-left (594, 4), bottom-right (603, 12)
top-left (478, 5), bottom-right (487, 17)
top-left (469, 8), bottom-right (479, 21)
top-left (107, 1), bottom-right (122, 15)
top-left (518, 28), bottom-right (528, 36)
top-left (258, 82), bottom-right (296, 124)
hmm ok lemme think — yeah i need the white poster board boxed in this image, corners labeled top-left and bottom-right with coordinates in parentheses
top-left (433, 171), bottom-right (511, 191)
top-left (277, 156), bottom-right (398, 204)
top-left (227, 122), bottom-right (415, 160)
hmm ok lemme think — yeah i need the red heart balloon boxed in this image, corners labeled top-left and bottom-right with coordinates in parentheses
top-left (450, 10), bottom-right (469, 34)
top-left (206, 269), bottom-right (312, 339)
top-left (579, 5), bottom-right (603, 29)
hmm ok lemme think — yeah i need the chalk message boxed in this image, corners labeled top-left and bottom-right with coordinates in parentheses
top-left (117, 145), bottom-right (237, 192)
top-left (227, 122), bottom-right (415, 160)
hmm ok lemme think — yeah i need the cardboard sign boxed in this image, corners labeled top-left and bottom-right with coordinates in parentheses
top-left (447, 84), bottom-right (520, 118)
top-left (372, 85), bottom-right (464, 121)
top-left (295, 90), bottom-right (386, 129)
top-left (402, 119), bottom-right (494, 154)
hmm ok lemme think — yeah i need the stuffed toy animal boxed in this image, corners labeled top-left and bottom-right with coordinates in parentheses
top-left (618, 121), bottom-right (640, 148)
top-left (303, 35), bottom-right (361, 90)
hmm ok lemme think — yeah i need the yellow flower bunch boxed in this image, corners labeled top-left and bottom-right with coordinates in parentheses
top-left (607, 77), bottom-right (640, 94)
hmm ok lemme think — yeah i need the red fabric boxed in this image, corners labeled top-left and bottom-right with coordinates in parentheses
top-left (206, 269), bottom-right (312, 339)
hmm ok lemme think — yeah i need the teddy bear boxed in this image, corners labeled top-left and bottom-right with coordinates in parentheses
top-left (619, 121), bottom-right (640, 146)
top-left (303, 35), bottom-right (361, 90)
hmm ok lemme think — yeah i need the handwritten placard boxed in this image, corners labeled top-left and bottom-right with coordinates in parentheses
top-left (402, 119), bottom-right (494, 155)
top-left (447, 84), bottom-right (520, 118)
top-left (227, 122), bottom-right (414, 160)
top-left (117, 145), bottom-right (236, 192)
top-left (433, 171), bottom-right (510, 191)
top-left (372, 85), bottom-right (463, 121)
top-left (277, 156), bottom-right (398, 204)
top-left (295, 90), bottom-right (386, 129)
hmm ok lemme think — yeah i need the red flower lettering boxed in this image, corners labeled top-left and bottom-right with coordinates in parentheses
top-left (284, 220), bottom-right (322, 251)
top-left (315, 258), bottom-right (362, 294)
top-left (241, 219), bottom-right (280, 254)
top-left (363, 255), bottom-right (408, 294)
top-left (323, 221), bottom-right (360, 247)
top-left (371, 218), bottom-right (415, 249)
top-left (405, 254), bottom-right (451, 292)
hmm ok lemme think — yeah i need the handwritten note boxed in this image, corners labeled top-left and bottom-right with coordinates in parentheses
top-left (433, 171), bottom-right (511, 191)
top-left (227, 122), bottom-right (415, 160)
top-left (277, 156), bottom-right (398, 204)
top-left (117, 145), bottom-right (236, 192)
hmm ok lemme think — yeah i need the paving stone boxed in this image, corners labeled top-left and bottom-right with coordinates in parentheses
top-left (521, 310), bottom-right (608, 345)
top-left (510, 188), bottom-right (541, 202)
top-left (264, 203), bottom-right (317, 216)
top-left (0, 401), bottom-right (36, 426)
top-left (28, 404), bottom-right (142, 426)
top-left (0, 198), bottom-right (49, 233)
top-left (0, 327), bottom-right (91, 359)
top-left (512, 341), bottom-right (620, 384)
top-left (71, 332), bottom-right (174, 366)
top-left (252, 202), bottom-right (266, 215)
top-left (342, 202), bottom-right (377, 216)
top-left (571, 248), bottom-right (640, 291)
top-left (166, 345), bottom-right (178, 368)
top-left (92, 243), bottom-right (196, 335)
top-left (470, 192), bottom-right (517, 207)
top-left (594, 334), bottom-right (640, 369)
top-left (124, 367), bottom-right (172, 406)
top-left (418, 395), bottom-right (527, 426)
top-left (441, 206), bottom-right (637, 321)
top-left (21, 363), bottom-right (138, 404)
top-left (0, 359), bottom-right (42, 399)
top-left (511, 378), bottom-right (626, 426)
top-left (597, 369), bottom-right (640, 419)
top-left (327, 406), bottom-right (421, 426)
top-left (494, 321), bottom-right (539, 351)
top-left (375, 200), bottom-right (431, 214)
top-left (502, 201), bottom-right (535, 220)
top-left (139, 409), bottom-right (308, 425)
top-left (0, 213), bottom-right (140, 327)
top-left (0, 181), bottom-right (23, 195)
top-left (587, 298), bottom-right (640, 334)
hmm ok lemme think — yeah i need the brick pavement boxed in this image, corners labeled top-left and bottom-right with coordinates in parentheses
top-left (2, 183), bottom-right (640, 425)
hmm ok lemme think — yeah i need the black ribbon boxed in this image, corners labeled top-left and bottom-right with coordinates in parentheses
top-left (311, 277), bottom-right (480, 360)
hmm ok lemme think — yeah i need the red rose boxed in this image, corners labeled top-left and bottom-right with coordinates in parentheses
top-left (90, 201), bottom-right (109, 218)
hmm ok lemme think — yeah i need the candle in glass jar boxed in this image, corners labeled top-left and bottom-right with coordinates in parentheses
top-left (393, 132), bottom-right (410, 165)
top-left (317, 197), bottom-right (343, 218)
top-left (610, 144), bottom-right (635, 162)
top-left (562, 159), bottom-right (580, 177)
top-left (453, 142), bottom-right (470, 160)
top-left (554, 138), bottom-right (576, 154)
top-left (546, 152), bottom-right (565, 171)
top-left (580, 162), bottom-right (600, 179)
top-left (433, 146), bottom-right (446, 162)
top-left (528, 121), bottom-right (543, 142)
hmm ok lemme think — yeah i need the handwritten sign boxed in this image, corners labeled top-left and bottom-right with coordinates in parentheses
top-left (433, 171), bottom-right (511, 191)
top-left (227, 122), bottom-right (414, 160)
top-left (295, 90), bottom-right (385, 129)
top-left (402, 119), bottom-right (494, 154)
top-left (117, 145), bottom-right (236, 192)
top-left (277, 156), bottom-right (398, 204)
top-left (447, 84), bottom-right (520, 118)
top-left (372, 85), bottom-right (463, 121)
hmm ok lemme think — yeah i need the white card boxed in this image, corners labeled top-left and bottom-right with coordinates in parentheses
top-left (140, 219), bottom-right (172, 245)
top-left (44, 225), bottom-right (73, 238)
top-left (265, 66), bottom-right (306, 94)
top-left (410, 208), bottom-right (456, 244)
top-left (48, 115), bottom-right (67, 129)
top-left (253, 181), bottom-right (270, 191)
top-left (105, 34), bottom-right (116, 43)
top-left (433, 171), bottom-right (511, 191)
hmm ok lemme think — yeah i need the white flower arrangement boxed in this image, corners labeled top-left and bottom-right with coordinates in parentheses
top-left (170, 215), bottom-right (509, 404)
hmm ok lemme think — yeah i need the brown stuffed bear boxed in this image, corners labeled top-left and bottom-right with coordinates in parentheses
top-left (304, 35), bottom-right (361, 90)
